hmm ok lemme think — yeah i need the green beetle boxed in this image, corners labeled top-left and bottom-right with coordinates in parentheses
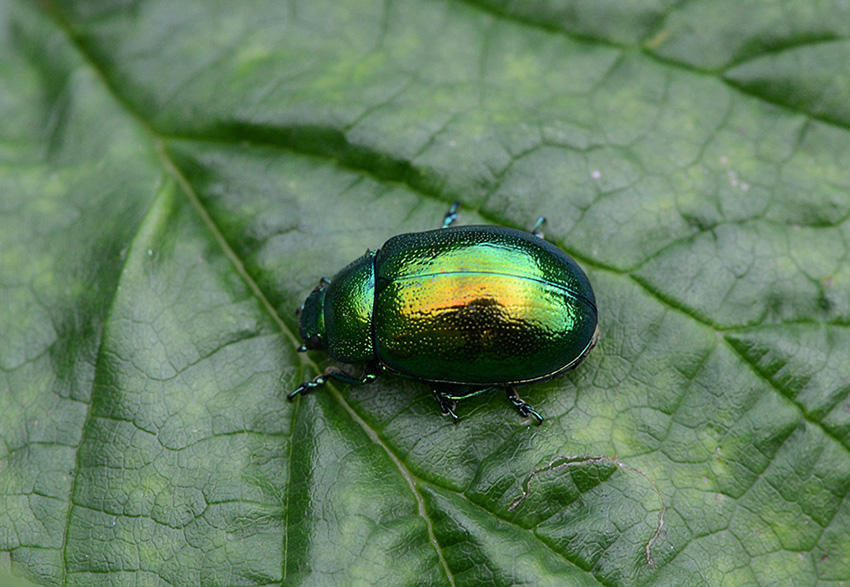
top-left (290, 203), bottom-right (599, 423)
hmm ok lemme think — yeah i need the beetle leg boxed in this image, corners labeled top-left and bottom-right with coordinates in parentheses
top-left (287, 374), bottom-right (330, 399)
top-left (530, 216), bottom-right (546, 238)
top-left (441, 201), bottom-right (460, 229)
top-left (506, 387), bottom-right (544, 424)
top-left (431, 387), bottom-right (459, 423)
top-left (287, 365), bottom-right (378, 400)
top-left (322, 365), bottom-right (379, 386)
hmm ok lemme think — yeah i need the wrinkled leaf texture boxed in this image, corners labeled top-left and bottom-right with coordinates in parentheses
top-left (2, 0), bottom-right (850, 585)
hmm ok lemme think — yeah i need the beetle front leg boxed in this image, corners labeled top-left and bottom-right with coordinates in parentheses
top-left (431, 387), bottom-right (459, 423)
top-left (506, 387), bottom-right (544, 424)
top-left (288, 364), bottom-right (379, 400)
top-left (287, 373), bottom-right (330, 399)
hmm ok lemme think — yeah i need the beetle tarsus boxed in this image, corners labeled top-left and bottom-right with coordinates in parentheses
top-left (443, 401), bottom-right (460, 423)
top-left (432, 388), bottom-right (460, 423)
top-left (441, 201), bottom-right (460, 229)
top-left (287, 374), bottom-right (329, 400)
top-left (506, 388), bottom-right (544, 424)
top-left (531, 216), bottom-right (546, 238)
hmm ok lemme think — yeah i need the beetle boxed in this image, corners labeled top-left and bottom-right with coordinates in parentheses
top-left (289, 202), bottom-right (598, 423)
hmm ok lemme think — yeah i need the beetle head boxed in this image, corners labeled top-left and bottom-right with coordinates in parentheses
top-left (297, 282), bottom-right (328, 352)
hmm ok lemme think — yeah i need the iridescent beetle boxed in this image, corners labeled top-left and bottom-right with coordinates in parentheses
top-left (290, 202), bottom-right (598, 423)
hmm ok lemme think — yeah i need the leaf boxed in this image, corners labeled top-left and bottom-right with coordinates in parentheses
top-left (1, 0), bottom-right (849, 585)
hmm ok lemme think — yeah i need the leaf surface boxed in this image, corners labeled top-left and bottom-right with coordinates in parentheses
top-left (2, 0), bottom-right (849, 585)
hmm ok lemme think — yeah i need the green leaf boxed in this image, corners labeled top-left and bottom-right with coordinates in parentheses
top-left (2, 0), bottom-right (849, 585)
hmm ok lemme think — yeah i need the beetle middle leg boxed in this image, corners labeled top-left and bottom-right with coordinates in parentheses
top-left (288, 364), bottom-right (378, 400)
top-left (506, 387), bottom-right (544, 424)
top-left (431, 386), bottom-right (459, 423)
top-left (441, 201), bottom-right (460, 229)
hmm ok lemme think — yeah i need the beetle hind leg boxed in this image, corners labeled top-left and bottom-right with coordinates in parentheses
top-left (530, 216), bottom-right (546, 238)
top-left (506, 387), bottom-right (544, 424)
